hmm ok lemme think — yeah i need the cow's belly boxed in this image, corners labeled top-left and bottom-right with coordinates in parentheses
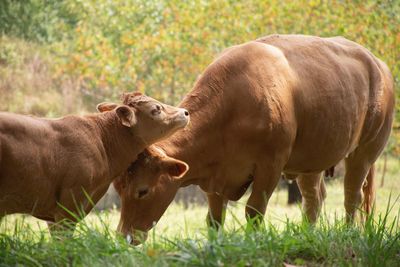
top-left (221, 165), bottom-right (254, 201)
top-left (198, 157), bottom-right (255, 201)
top-left (284, 121), bottom-right (360, 173)
top-left (0, 188), bottom-right (56, 217)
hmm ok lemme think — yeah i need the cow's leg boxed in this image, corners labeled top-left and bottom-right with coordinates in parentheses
top-left (296, 173), bottom-right (325, 223)
top-left (343, 155), bottom-right (372, 223)
top-left (344, 121), bottom-right (391, 223)
top-left (245, 163), bottom-right (282, 228)
top-left (206, 193), bottom-right (228, 230)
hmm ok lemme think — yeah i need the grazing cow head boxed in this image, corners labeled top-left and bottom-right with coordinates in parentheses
top-left (114, 147), bottom-right (188, 245)
top-left (97, 92), bottom-right (190, 144)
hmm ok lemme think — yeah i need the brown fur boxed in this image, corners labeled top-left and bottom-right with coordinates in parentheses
top-left (0, 93), bottom-right (189, 230)
top-left (116, 35), bottom-right (395, 244)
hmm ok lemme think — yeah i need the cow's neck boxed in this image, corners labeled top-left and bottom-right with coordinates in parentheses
top-left (94, 112), bottom-right (145, 180)
top-left (159, 129), bottom-right (209, 184)
top-left (158, 84), bottom-right (224, 189)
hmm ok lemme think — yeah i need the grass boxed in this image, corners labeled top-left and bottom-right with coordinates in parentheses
top-left (0, 157), bottom-right (399, 266)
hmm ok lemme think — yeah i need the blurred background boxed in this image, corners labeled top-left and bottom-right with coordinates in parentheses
top-left (0, 0), bottom-right (399, 209)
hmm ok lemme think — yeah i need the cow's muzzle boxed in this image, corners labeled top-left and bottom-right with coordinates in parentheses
top-left (125, 231), bottom-right (148, 246)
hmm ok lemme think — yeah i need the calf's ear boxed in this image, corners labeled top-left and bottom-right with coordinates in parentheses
top-left (97, 102), bottom-right (119, 112)
top-left (162, 158), bottom-right (189, 180)
top-left (116, 105), bottom-right (137, 127)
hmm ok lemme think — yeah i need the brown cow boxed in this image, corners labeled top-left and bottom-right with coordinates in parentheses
top-left (0, 92), bottom-right (189, 233)
top-left (115, 35), bottom-right (395, 244)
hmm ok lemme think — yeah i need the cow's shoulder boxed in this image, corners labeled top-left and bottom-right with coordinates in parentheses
top-left (211, 40), bottom-right (290, 75)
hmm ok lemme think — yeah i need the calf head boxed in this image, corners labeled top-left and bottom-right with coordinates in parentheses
top-left (97, 92), bottom-right (190, 144)
top-left (114, 147), bottom-right (188, 245)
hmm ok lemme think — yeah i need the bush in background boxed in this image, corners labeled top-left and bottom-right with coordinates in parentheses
top-left (0, 0), bottom-right (399, 153)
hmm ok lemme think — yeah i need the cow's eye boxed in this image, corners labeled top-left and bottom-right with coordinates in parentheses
top-left (137, 189), bottom-right (149, 199)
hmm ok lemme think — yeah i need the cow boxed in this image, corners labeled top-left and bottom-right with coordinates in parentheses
top-left (0, 92), bottom-right (190, 233)
top-left (114, 35), bottom-right (395, 245)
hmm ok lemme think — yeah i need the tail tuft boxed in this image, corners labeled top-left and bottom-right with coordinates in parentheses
top-left (362, 164), bottom-right (375, 215)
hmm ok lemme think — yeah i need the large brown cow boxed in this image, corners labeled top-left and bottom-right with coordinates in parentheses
top-left (0, 92), bottom-right (189, 233)
top-left (115, 35), bottom-right (395, 244)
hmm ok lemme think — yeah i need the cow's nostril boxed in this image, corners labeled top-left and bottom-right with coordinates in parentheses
top-left (184, 110), bottom-right (189, 116)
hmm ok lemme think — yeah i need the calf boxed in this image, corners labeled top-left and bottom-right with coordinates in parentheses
top-left (0, 92), bottom-right (189, 232)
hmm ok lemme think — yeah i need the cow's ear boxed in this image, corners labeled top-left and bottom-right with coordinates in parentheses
top-left (116, 105), bottom-right (137, 127)
top-left (162, 158), bottom-right (189, 180)
top-left (97, 102), bottom-right (118, 112)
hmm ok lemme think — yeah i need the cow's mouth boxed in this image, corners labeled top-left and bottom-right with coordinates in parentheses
top-left (126, 231), bottom-right (148, 246)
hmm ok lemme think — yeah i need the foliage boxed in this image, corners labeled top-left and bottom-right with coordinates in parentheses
top-left (59, 0), bottom-right (400, 102)
top-left (0, 0), bottom-right (399, 152)
top-left (0, 36), bottom-right (75, 116)
top-left (0, 0), bottom-right (78, 43)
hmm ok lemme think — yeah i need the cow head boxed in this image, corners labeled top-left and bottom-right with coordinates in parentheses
top-left (97, 92), bottom-right (190, 144)
top-left (114, 147), bottom-right (188, 245)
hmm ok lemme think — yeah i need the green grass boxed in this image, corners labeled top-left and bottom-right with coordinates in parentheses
top-left (1, 157), bottom-right (399, 266)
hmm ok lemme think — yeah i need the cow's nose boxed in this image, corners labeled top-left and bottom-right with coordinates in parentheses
top-left (126, 231), bottom-right (148, 246)
top-left (183, 109), bottom-right (189, 116)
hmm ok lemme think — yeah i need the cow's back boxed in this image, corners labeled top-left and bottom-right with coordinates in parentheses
top-left (0, 113), bottom-right (55, 170)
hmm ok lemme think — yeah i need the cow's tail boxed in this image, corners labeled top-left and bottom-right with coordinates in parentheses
top-left (362, 164), bottom-right (375, 216)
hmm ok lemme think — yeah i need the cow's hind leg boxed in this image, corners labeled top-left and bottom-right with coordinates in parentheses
top-left (344, 112), bottom-right (393, 223)
top-left (296, 173), bottom-right (325, 223)
top-left (206, 193), bottom-right (228, 230)
top-left (344, 131), bottom-right (391, 223)
top-left (343, 155), bottom-right (374, 223)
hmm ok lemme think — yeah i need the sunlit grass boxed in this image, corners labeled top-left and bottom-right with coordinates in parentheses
top-left (1, 157), bottom-right (399, 266)
top-left (1, 200), bottom-right (399, 266)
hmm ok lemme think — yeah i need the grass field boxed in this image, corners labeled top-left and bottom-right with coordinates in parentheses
top-left (1, 157), bottom-right (399, 266)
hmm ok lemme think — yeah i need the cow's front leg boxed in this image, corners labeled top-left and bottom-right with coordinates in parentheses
top-left (245, 163), bottom-right (282, 229)
top-left (206, 193), bottom-right (228, 230)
